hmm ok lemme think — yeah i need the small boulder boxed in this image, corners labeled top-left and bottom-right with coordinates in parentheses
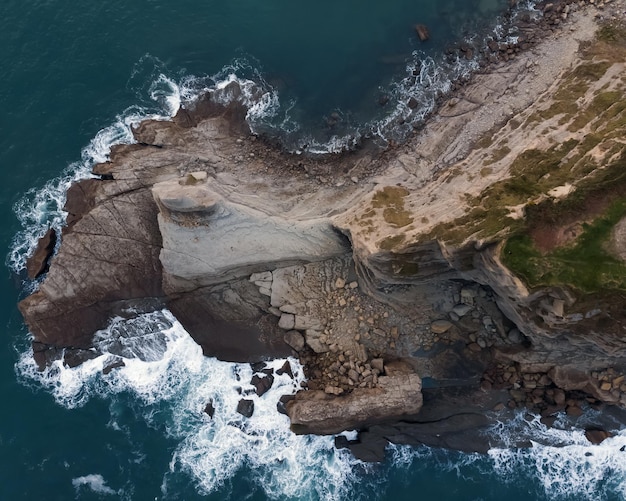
top-left (237, 399), bottom-right (255, 418)
top-left (276, 360), bottom-right (294, 378)
top-left (278, 313), bottom-right (295, 330)
top-left (347, 432), bottom-right (389, 462)
top-left (324, 385), bottom-right (344, 396)
top-left (251, 374), bottom-right (274, 396)
top-left (102, 359), bottom-right (125, 375)
top-left (431, 320), bottom-right (453, 334)
top-left (334, 435), bottom-right (351, 449)
top-left (371, 358), bottom-right (385, 374)
top-left (452, 304), bottom-right (473, 317)
top-left (508, 328), bottom-right (523, 344)
top-left (277, 394), bottom-right (295, 415)
top-left (204, 400), bottom-right (215, 418)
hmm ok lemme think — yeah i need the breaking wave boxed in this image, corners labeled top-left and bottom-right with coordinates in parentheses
top-left (487, 412), bottom-right (626, 500)
top-left (16, 309), bottom-right (367, 499)
top-left (72, 474), bottom-right (120, 496)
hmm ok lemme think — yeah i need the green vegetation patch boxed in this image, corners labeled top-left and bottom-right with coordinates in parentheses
top-left (597, 23), bottom-right (626, 45)
top-left (379, 234), bottom-right (406, 251)
top-left (568, 91), bottom-right (625, 132)
top-left (372, 186), bottom-right (414, 228)
top-left (502, 197), bottom-right (626, 293)
top-left (485, 145), bottom-right (511, 165)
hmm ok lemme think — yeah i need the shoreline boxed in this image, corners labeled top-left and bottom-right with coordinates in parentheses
top-left (17, 0), bottom-right (626, 462)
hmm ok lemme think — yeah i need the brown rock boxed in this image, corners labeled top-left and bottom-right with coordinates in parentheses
top-left (287, 373), bottom-right (423, 435)
top-left (251, 373), bottom-right (274, 396)
top-left (371, 358), bottom-right (385, 374)
top-left (585, 429), bottom-right (613, 444)
top-left (431, 320), bottom-right (453, 334)
top-left (26, 228), bottom-right (57, 280)
top-left (553, 389), bottom-right (566, 406)
top-left (566, 405), bottom-right (584, 417)
top-left (415, 24), bottom-right (430, 41)
top-left (276, 360), bottom-right (293, 378)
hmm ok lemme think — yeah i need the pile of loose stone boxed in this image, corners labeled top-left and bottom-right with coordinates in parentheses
top-left (483, 363), bottom-right (626, 418)
top-left (250, 259), bottom-right (534, 398)
top-left (592, 368), bottom-right (626, 399)
top-left (301, 350), bottom-right (386, 396)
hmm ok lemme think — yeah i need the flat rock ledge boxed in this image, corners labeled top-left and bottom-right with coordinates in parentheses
top-left (287, 372), bottom-right (423, 435)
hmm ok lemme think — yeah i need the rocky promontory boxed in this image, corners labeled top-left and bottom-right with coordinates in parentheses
top-left (19, 0), bottom-right (626, 460)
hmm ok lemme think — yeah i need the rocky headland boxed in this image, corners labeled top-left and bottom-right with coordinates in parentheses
top-left (19, 0), bottom-right (626, 461)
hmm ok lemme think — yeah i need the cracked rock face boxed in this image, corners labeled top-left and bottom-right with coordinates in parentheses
top-left (18, 179), bottom-right (165, 350)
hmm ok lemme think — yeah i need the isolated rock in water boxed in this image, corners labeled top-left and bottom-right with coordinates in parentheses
top-left (251, 373), bottom-right (274, 396)
top-left (102, 359), bottom-right (125, 375)
top-left (585, 428), bottom-right (613, 444)
top-left (237, 399), bottom-right (255, 418)
top-left (26, 228), bottom-right (57, 280)
top-left (415, 24), bottom-right (430, 41)
top-left (277, 394), bottom-right (295, 416)
top-left (276, 360), bottom-right (294, 378)
top-left (204, 400), bottom-right (216, 418)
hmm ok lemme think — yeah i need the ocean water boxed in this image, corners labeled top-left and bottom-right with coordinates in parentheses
top-left (2, 0), bottom-right (626, 499)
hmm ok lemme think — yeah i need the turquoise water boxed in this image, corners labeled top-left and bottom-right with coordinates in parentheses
top-left (2, 1), bottom-right (626, 499)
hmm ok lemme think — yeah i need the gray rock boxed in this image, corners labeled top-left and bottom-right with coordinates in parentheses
top-left (305, 330), bottom-right (329, 353)
top-left (452, 304), bottom-right (473, 317)
top-left (286, 373), bottom-right (423, 435)
top-left (284, 330), bottom-right (305, 351)
top-left (278, 313), bottom-right (295, 330)
top-left (237, 399), bottom-right (255, 418)
top-left (508, 328), bottom-right (523, 344)
top-left (460, 287), bottom-right (477, 305)
top-left (250, 271), bottom-right (272, 283)
top-left (371, 358), bottom-right (385, 373)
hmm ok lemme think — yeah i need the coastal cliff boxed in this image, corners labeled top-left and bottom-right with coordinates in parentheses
top-left (18, 0), bottom-right (626, 460)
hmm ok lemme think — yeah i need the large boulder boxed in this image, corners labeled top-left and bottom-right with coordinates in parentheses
top-left (286, 372), bottom-right (423, 435)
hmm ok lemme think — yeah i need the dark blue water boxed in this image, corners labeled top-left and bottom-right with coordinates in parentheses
top-left (2, 1), bottom-right (625, 499)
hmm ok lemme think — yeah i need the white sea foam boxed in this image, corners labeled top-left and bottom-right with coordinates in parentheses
top-left (17, 309), bottom-right (365, 499)
top-left (72, 474), bottom-right (119, 495)
top-left (7, 81), bottom-right (180, 280)
top-left (486, 412), bottom-right (626, 500)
